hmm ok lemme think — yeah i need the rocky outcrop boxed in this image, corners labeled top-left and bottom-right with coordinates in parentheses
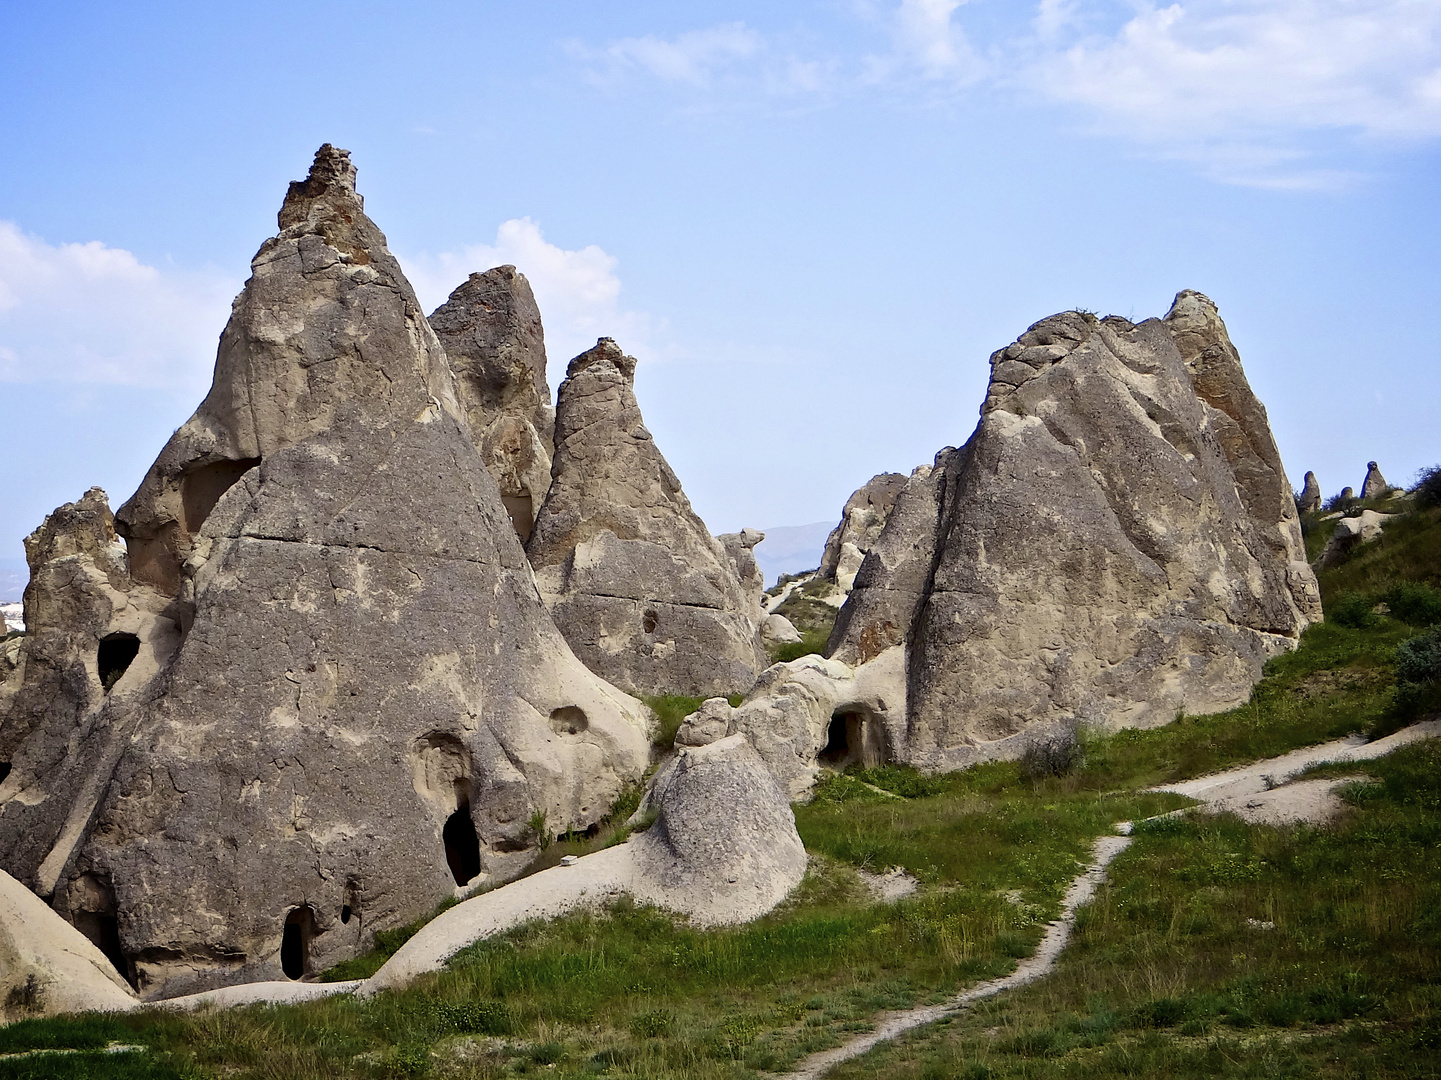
top-left (0, 146), bottom-right (649, 1000)
top-left (1319, 509), bottom-right (1393, 567)
top-left (1, 868), bottom-right (137, 1022)
top-left (761, 613), bottom-right (802, 647)
top-left (1361, 461), bottom-right (1390, 500)
top-left (428, 266), bottom-right (555, 542)
top-left (526, 339), bottom-right (765, 697)
top-left (821, 295), bottom-right (1319, 773)
top-left (1298, 471), bottom-right (1322, 513)
top-left (819, 473), bottom-right (907, 591)
top-left (719, 528), bottom-right (767, 629)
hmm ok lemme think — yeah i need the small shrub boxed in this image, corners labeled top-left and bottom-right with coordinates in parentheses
top-left (528, 810), bottom-right (551, 850)
top-left (433, 999), bottom-right (513, 1036)
top-left (629, 1008), bottom-right (675, 1038)
top-left (1328, 592), bottom-right (1380, 629)
top-left (1412, 464), bottom-right (1441, 509)
top-left (1020, 729), bottom-right (1083, 780)
top-left (1132, 997), bottom-right (1188, 1028)
top-left (1394, 628), bottom-right (1441, 687)
top-left (1383, 581), bottom-right (1441, 626)
top-left (1324, 492), bottom-right (1360, 514)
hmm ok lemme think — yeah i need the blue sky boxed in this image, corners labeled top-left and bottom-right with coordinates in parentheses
top-left (2, 1), bottom-right (1439, 584)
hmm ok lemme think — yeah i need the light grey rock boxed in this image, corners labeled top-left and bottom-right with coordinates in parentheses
top-left (674, 697), bottom-right (736, 748)
top-left (526, 339), bottom-right (765, 697)
top-left (1319, 509), bottom-right (1393, 567)
top-left (0, 146), bottom-right (649, 1000)
top-left (719, 528), bottom-right (767, 629)
top-left (0, 868), bottom-right (137, 1022)
top-left (760, 613), bottom-right (803, 646)
top-left (1298, 471), bottom-right (1322, 513)
top-left (1361, 461), bottom-right (1389, 500)
top-left (630, 734), bottom-right (806, 926)
top-left (428, 267), bottom-right (555, 541)
top-left (819, 473), bottom-right (907, 586)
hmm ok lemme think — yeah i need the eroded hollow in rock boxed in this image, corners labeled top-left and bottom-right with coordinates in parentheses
top-left (74, 910), bottom-right (133, 988)
top-left (443, 798), bottom-right (482, 886)
top-left (340, 884), bottom-right (359, 926)
top-left (181, 457), bottom-right (261, 534)
top-left (819, 710), bottom-right (889, 769)
top-left (97, 632), bottom-right (140, 692)
top-left (501, 492), bottom-right (534, 542)
top-left (0, 762), bottom-right (9, 784)
top-left (549, 706), bottom-right (589, 736)
top-left (642, 608), bottom-right (658, 635)
top-left (280, 906), bottom-right (316, 980)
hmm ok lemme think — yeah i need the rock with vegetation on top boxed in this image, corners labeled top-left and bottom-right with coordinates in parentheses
top-left (428, 266), bottom-right (555, 542)
top-left (819, 472), bottom-right (907, 590)
top-left (0, 146), bottom-right (650, 1001)
top-left (526, 338), bottom-right (765, 697)
top-left (1319, 509), bottom-right (1393, 567)
top-left (821, 292), bottom-right (1320, 775)
top-left (1298, 471), bottom-right (1322, 513)
top-left (1361, 461), bottom-right (1390, 500)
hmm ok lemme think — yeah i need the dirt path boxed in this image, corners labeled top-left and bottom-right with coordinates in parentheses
top-left (775, 833), bottom-right (1133, 1080)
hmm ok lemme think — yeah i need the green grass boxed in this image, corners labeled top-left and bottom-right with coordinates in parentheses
top-left (770, 627), bottom-right (831, 663)
top-left (640, 694), bottom-right (744, 750)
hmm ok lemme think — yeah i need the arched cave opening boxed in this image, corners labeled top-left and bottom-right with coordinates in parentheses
top-left (280, 906), bottom-right (316, 980)
top-left (549, 706), bottom-right (588, 736)
top-left (181, 457), bottom-right (261, 535)
top-left (340, 883), bottom-right (360, 926)
top-left (97, 632), bottom-right (140, 692)
top-left (443, 799), bottom-right (482, 886)
top-left (819, 712), bottom-right (853, 767)
top-left (74, 911), bottom-right (134, 988)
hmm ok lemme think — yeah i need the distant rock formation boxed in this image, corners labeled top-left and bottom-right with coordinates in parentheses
top-left (1299, 471), bottom-right (1322, 513)
top-left (1319, 509), bottom-right (1393, 567)
top-left (1340, 486), bottom-right (1355, 501)
top-left (428, 266), bottom-right (555, 542)
top-left (1361, 461), bottom-right (1389, 500)
top-left (823, 294), bottom-right (1320, 772)
top-left (0, 146), bottom-right (649, 999)
top-left (526, 339), bottom-right (765, 697)
top-left (819, 473), bottom-right (907, 591)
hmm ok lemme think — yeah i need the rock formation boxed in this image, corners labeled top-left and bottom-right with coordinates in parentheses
top-left (1319, 509), bottom-right (1393, 567)
top-left (718, 528), bottom-right (767, 629)
top-left (821, 294), bottom-right (1320, 772)
top-left (428, 267), bottom-right (555, 542)
top-left (1361, 461), bottom-right (1389, 500)
top-left (761, 613), bottom-right (802, 647)
top-left (819, 473), bottom-right (907, 591)
top-left (525, 339), bottom-right (765, 697)
top-left (1299, 471), bottom-right (1322, 513)
top-left (1340, 486), bottom-right (1355, 501)
top-left (0, 146), bottom-right (649, 999)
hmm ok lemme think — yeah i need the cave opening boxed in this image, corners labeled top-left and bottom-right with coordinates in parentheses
top-left (74, 911), bottom-right (135, 989)
top-left (642, 608), bottom-right (658, 635)
top-left (98, 633), bottom-right (141, 692)
top-left (819, 712), bottom-right (853, 767)
top-left (443, 799), bottom-right (482, 886)
top-left (0, 762), bottom-right (9, 784)
top-left (181, 457), bottom-right (261, 535)
top-left (501, 492), bottom-right (534, 542)
top-left (280, 906), bottom-right (315, 980)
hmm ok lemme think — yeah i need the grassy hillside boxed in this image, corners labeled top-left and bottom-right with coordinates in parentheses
top-left (3, 499), bottom-right (1439, 1078)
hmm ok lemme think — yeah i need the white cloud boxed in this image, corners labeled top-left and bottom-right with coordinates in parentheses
top-left (400, 218), bottom-right (663, 367)
top-left (581, 22), bottom-right (763, 87)
top-left (1025, 0), bottom-right (1441, 183)
top-left (0, 222), bottom-right (236, 389)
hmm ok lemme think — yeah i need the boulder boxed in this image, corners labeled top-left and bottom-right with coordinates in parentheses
top-left (760, 613), bottom-right (803, 647)
top-left (629, 734), bottom-right (807, 926)
top-left (526, 339), bottom-right (765, 697)
top-left (0, 868), bottom-right (137, 1022)
top-left (1319, 509), bottom-right (1393, 567)
top-left (0, 146), bottom-right (649, 1000)
top-left (1361, 461), bottom-right (1389, 500)
top-left (428, 266), bottom-right (555, 542)
top-left (1298, 471), bottom-right (1322, 513)
top-left (818, 473), bottom-right (907, 586)
top-left (823, 296), bottom-right (1318, 773)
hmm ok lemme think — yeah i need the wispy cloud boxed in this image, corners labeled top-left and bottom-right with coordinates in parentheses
top-left (0, 222), bottom-right (236, 389)
top-left (865, 0), bottom-right (989, 84)
top-left (401, 218), bottom-right (664, 366)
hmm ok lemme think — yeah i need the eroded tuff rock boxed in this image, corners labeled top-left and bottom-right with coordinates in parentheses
top-left (822, 293), bottom-right (1319, 772)
top-left (1299, 471), bottom-right (1322, 513)
top-left (1361, 461), bottom-right (1390, 500)
top-left (526, 339), bottom-right (765, 697)
top-left (1320, 509), bottom-right (1393, 567)
top-left (819, 473), bottom-right (907, 591)
top-left (718, 528), bottom-right (767, 629)
top-left (0, 146), bottom-right (649, 999)
top-left (429, 267), bottom-right (555, 542)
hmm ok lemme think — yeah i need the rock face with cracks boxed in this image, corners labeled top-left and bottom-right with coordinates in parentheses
top-left (0, 146), bottom-right (649, 1000)
top-left (819, 473), bottom-right (907, 591)
top-left (428, 266), bottom-right (555, 543)
top-left (526, 338), bottom-right (765, 697)
top-left (824, 293), bottom-right (1320, 772)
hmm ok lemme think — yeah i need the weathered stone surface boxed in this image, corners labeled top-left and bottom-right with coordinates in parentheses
top-left (719, 528), bottom-right (767, 628)
top-left (819, 473), bottom-right (907, 587)
top-left (0, 868), bottom-right (137, 1022)
top-left (1361, 461), bottom-right (1390, 500)
top-left (0, 146), bottom-right (649, 1000)
top-left (630, 734), bottom-right (806, 925)
top-left (1319, 509), bottom-right (1393, 567)
top-left (674, 696), bottom-right (738, 748)
top-left (760, 613), bottom-right (802, 647)
top-left (1340, 486), bottom-right (1355, 500)
top-left (429, 267), bottom-right (555, 541)
top-left (526, 339), bottom-right (765, 697)
top-left (1299, 471), bottom-right (1322, 513)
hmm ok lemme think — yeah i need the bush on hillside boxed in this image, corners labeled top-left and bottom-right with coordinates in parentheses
top-left (1412, 464), bottom-right (1441, 509)
top-left (1020, 727), bottom-right (1084, 780)
top-left (1324, 492), bottom-right (1361, 514)
top-left (1383, 582), bottom-right (1441, 627)
top-left (1329, 592), bottom-right (1381, 630)
top-left (1393, 627), bottom-right (1441, 721)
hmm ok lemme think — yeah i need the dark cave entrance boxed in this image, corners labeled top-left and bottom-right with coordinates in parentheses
top-left (181, 457), bottom-right (261, 535)
top-left (74, 910), bottom-right (135, 988)
top-left (281, 906), bottom-right (316, 980)
top-left (819, 711), bottom-right (889, 770)
top-left (97, 633), bottom-right (140, 692)
top-left (501, 492), bottom-right (534, 542)
top-left (819, 713), bottom-right (853, 767)
top-left (0, 762), bottom-right (9, 784)
top-left (443, 799), bottom-right (482, 887)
